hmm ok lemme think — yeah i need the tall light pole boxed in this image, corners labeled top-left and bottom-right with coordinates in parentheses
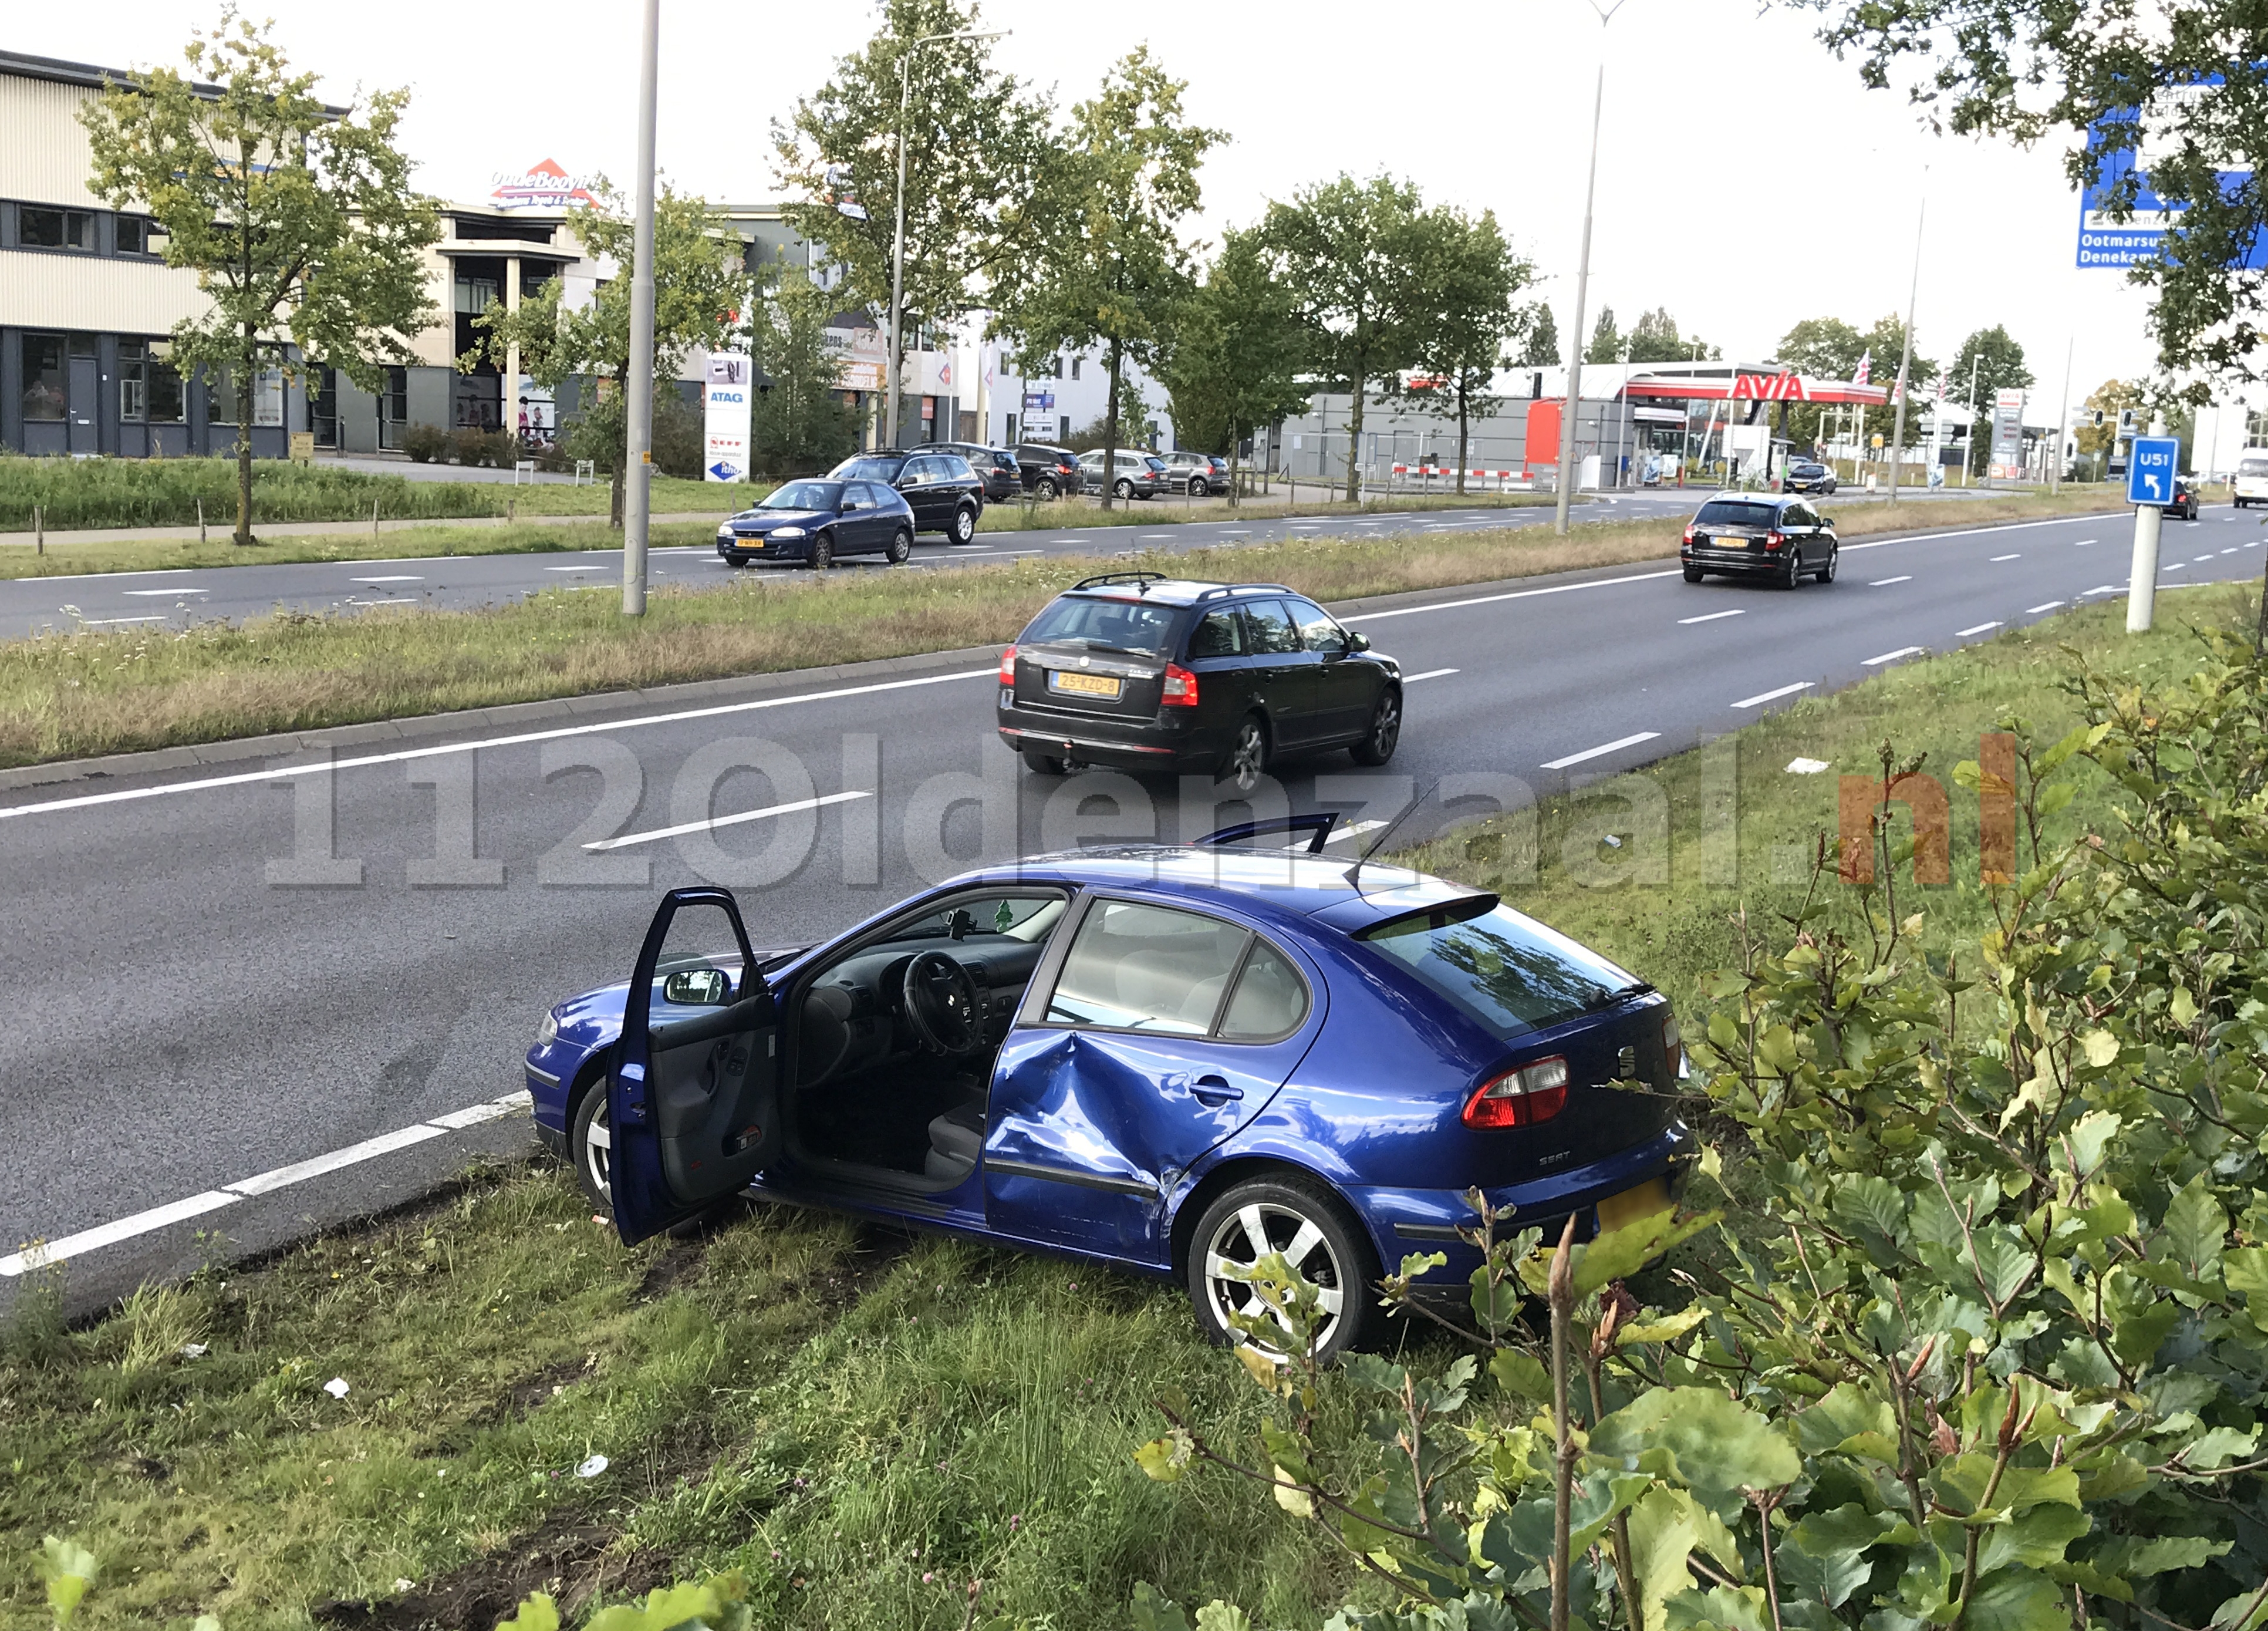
top-left (1886, 193), bottom-right (1923, 507)
top-left (621, 0), bottom-right (660, 616)
top-left (887, 29), bottom-right (1007, 450)
top-left (1553, 0), bottom-right (1631, 538)
top-left (2051, 333), bottom-right (2073, 496)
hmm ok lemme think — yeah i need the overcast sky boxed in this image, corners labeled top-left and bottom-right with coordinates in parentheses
top-left (23, 0), bottom-right (2172, 405)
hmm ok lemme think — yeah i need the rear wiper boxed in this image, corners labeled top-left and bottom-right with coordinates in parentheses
top-left (1585, 980), bottom-right (1655, 1009)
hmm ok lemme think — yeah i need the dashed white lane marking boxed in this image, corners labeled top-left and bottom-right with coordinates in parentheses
top-left (1732, 682), bottom-right (1812, 709)
top-left (2072, 539), bottom-right (2097, 547)
top-left (2193, 555), bottom-right (2216, 563)
top-left (544, 564), bottom-right (598, 572)
top-left (0, 667), bottom-right (997, 823)
top-left (77, 614), bottom-right (171, 625)
top-left (1989, 554), bottom-right (2021, 562)
top-left (585, 788), bottom-right (872, 851)
top-left (1870, 576), bottom-right (1912, 586)
top-left (0, 1090), bottom-right (533, 1277)
top-left (1541, 731), bottom-right (1660, 770)
top-left (349, 575), bottom-right (424, 584)
top-left (1401, 668), bottom-right (1460, 682)
top-left (1956, 621), bottom-right (2003, 636)
top-left (1678, 608), bottom-right (1746, 625)
top-left (121, 586), bottom-right (209, 595)
top-left (2026, 601), bottom-right (2065, 614)
top-left (1864, 646), bottom-right (1925, 666)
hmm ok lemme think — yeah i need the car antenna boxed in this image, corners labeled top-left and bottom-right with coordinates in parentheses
top-left (1346, 779), bottom-right (1439, 894)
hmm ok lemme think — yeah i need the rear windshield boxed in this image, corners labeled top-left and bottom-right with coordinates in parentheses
top-left (2241, 458), bottom-right (2268, 477)
top-left (1355, 897), bottom-right (1643, 1039)
top-left (1021, 595), bottom-right (1184, 656)
top-left (1694, 500), bottom-right (1780, 527)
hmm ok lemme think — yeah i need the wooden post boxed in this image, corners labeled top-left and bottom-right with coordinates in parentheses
top-left (35, 505), bottom-right (43, 554)
top-left (373, 497), bottom-right (381, 538)
top-left (197, 499), bottom-right (206, 545)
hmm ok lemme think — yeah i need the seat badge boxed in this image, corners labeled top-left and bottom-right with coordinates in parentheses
top-left (1617, 1045), bottom-right (1638, 1079)
top-left (1078, 656), bottom-right (1091, 668)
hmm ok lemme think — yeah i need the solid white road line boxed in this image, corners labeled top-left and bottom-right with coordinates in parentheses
top-left (1400, 668), bottom-right (1460, 682)
top-left (0, 667), bottom-right (998, 823)
top-left (120, 586), bottom-right (209, 596)
top-left (1541, 731), bottom-right (1659, 770)
top-left (585, 789), bottom-right (872, 851)
top-left (1677, 608), bottom-right (1746, 625)
top-left (0, 1090), bottom-right (532, 1276)
top-left (1870, 576), bottom-right (1912, 586)
top-left (1989, 554), bottom-right (2021, 562)
top-left (1956, 621), bottom-right (2003, 636)
top-left (78, 615), bottom-right (171, 625)
top-left (1731, 682), bottom-right (1813, 709)
top-left (2026, 601), bottom-right (2066, 614)
top-left (349, 575), bottom-right (424, 584)
top-left (1864, 646), bottom-right (1924, 666)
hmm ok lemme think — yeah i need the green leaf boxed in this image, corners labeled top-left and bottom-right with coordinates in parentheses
top-left (37, 1538), bottom-right (97, 1630)
top-left (1130, 1581), bottom-right (1193, 1631)
top-left (2060, 1109), bottom-right (2121, 1173)
top-left (2226, 1246), bottom-right (2268, 1295)
top-left (1970, 1227), bottom-right (2036, 1307)
top-left (1630, 1487), bottom-right (1729, 1630)
top-left (2078, 1031), bottom-right (2120, 1069)
top-left (2109, 1299), bottom-right (2180, 1366)
top-left (1706, 1011), bottom-right (1740, 1050)
top-left (1592, 1387), bottom-right (1800, 1502)
top-left (1576, 1208), bottom-right (1720, 1294)
top-left (1793, 1383), bottom-right (1895, 1456)
top-left (1134, 1428), bottom-right (1194, 1482)
top-left (1619, 1305), bottom-right (1710, 1346)
top-left (1977, 1504), bottom-right (2088, 1574)
top-left (587, 1582), bottom-right (737, 1631)
top-left (1662, 1583), bottom-right (1773, 1631)
top-left (2212, 1584), bottom-right (2268, 1631)
top-left (495, 1596), bottom-right (561, 1631)
top-left (1194, 1601), bottom-right (1253, 1631)
top-left (2090, 1536), bottom-right (2233, 1578)
top-left (2169, 986), bottom-right (2199, 1026)
top-left (1772, 1534), bottom-right (1874, 1610)
top-left (1963, 1568), bottom-right (2070, 1631)
top-left (1270, 1465), bottom-right (1314, 1518)
top-left (1489, 1348), bottom-right (1553, 1403)
top-left (1791, 1502), bottom-right (1895, 1559)
top-left (1832, 1175), bottom-right (1907, 1244)
top-left (2178, 1426), bottom-right (2262, 1471)
top-left (2160, 1174), bottom-right (2229, 1280)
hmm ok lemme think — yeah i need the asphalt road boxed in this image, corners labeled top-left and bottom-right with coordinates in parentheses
top-left (6, 499), bottom-right (2259, 1315)
top-left (6, 486), bottom-right (1962, 636)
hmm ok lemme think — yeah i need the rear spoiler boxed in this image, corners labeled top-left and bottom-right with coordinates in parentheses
top-left (1192, 813), bottom-right (1339, 855)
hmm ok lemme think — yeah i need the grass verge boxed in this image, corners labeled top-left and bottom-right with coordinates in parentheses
top-left (4, 589), bottom-right (2245, 1630)
top-left (0, 487), bottom-right (2137, 770)
top-left (0, 456), bottom-right (733, 533)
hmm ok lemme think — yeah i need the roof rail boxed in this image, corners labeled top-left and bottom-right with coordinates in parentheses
top-left (1190, 581), bottom-right (1292, 601)
top-left (1070, 571), bottom-right (1169, 592)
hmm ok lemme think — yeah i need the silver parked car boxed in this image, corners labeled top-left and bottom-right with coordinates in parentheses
top-left (1078, 448), bottom-right (1172, 501)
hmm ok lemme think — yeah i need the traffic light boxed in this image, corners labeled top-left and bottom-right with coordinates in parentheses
top-left (2093, 409), bottom-right (2105, 428)
top-left (2118, 407), bottom-right (2139, 436)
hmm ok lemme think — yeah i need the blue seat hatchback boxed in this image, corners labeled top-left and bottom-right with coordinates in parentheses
top-left (525, 818), bottom-right (1695, 1357)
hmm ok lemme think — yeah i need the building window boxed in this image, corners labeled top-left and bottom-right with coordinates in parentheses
top-left (379, 365), bottom-right (409, 451)
top-left (206, 363), bottom-right (286, 427)
top-left (21, 334), bottom-right (67, 420)
top-left (2249, 409), bottom-right (2268, 449)
top-left (454, 271), bottom-right (500, 314)
top-left (148, 346), bottom-right (185, 423)
top-left (20, 207), bottom-right (97, 251)
top-left (310, 366), bottom-right (338, 446)
top-left (118, 339), bottom-right (148, 422)
top-left (1052, 356), bottom-right (1064, 379)
top-left (114, 215), bottom-right (164, 255)
top-left (1071, 358), bottom-right (1082, 380)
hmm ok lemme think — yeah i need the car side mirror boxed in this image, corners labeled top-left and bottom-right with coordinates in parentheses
top-left (1347, 630), bottom-right (1372, 652)
top-left (661, 966), bottom-right (731, 1006)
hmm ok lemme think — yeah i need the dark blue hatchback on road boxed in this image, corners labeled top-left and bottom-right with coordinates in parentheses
top-left (715, 478), bottom-right (916, 569)
top-left (524, 823), bottom-right (1696, 1358)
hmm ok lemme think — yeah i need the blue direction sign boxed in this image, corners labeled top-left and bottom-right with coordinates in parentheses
top-left (2128, 436), bottom-right (2180, 504)
top-left (2078, 91), bottom-right (2268, 269)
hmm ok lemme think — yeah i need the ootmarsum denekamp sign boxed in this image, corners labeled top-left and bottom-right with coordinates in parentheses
top-left (2077, 84), bottom-right (2267, 270)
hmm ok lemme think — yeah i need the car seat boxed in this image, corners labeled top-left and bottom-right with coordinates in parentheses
top-left (924, 1098), bottom-right (986, 1184)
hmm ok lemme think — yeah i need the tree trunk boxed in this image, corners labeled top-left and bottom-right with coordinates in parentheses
top-left (1455, 387), bottom-right (1471, 496)
top-left (1101, 341), bottom-right (1122, 514)
top-left (610, 470), bottom-right (625, 530)
top-left (234, 323), bottom-right (256, 546)
top-left (1344, 372), bottom-right (1365, 503)
top-left (1227, 429), bottom-right (1240, 512)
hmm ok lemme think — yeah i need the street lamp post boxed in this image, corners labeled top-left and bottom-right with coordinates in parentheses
top-left (1553, 0), bottom-right (1631, 538)
top-left (621, 0), bottom-right (660, 616)
top-left (887, 29), bottom-right (1007, 451)
top-left (1886, 194), bottom-right (1923, 507)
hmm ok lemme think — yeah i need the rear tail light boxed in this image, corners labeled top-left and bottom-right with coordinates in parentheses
top-left (1160, 663), bottom-right (1200, 707)
top-left (1764, 530), bottom-right (1786, 549)
top-left (1662, 1013), bottom-right (1683, 1080)
top-left (1463, 1056), bottom-right (1570, 1128)
top-left (998, 644), bottom-right (1018, 684)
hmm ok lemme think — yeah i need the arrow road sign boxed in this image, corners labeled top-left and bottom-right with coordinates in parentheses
top-left (2128, 436), bottom-right (2179, 505)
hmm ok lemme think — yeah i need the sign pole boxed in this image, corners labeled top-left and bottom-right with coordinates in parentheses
top-left (2051, 333), bottom-right (2073, 496)
top-left (2126, 418), bottom-right (2176, 633)
top-left (2127, 503), bottom-right (2162, 633)
top-left (620, 0), bottom-right (660, 618)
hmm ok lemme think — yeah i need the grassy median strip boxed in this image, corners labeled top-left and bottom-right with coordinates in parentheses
top-left (0, 456), bottom-right (733, 533)
top-left (2, 592), bottom-right (2242, 1630)
top-left (0, 487), bottom-right (2134, 770)
top-left (0, 520), bottom-right (732, 581)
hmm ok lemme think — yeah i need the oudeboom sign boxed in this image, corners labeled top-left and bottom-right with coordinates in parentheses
top-left (704, 352), bottom-right (754, 484)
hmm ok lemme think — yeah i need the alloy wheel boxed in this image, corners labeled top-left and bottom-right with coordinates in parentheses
top-left (580, 1097), bottom-right (612, 1204)
top-left (953, 506), bottom-right (977, 544)
top-left (1817, 543), bottom-right (1838, 584)
top-left (1203, 1199), bottom-right (1347, 1358)
top-left (1224, 717), bottom-right (1267, 794)
top-left (811, 534), bottom-right (833, 571)
top-left (1352, 690), bottom-right (1400, 765)
top-left (1115, 478), bottom-right (1134, 501)
top-left (887, 527), bottom-right (913, 564)
top-left (1037, 478), bottom-right (1058, 500)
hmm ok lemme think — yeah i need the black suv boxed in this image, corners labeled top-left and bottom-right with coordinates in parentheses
top-left (936, 441), bottom-right (1023, 503)
top-left (1680, 494), bottom-right (1840, 588)
top-left (996, 574), bottom-right (1403, 792)
top-left (1013, 443), bottom-right (1085, 500)
top-left (828, 450), bottom-right (987, 543)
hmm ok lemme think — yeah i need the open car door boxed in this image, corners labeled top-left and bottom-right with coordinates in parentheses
top-left (607, 887), bottom-right (784, 1246)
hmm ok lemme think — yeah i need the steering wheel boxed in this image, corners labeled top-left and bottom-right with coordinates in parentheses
top-left (900, 951), bottom-right (986, 1056)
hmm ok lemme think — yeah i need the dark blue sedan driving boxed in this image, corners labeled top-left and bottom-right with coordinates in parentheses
top-left (716, 478), bottom-right (916, 569)
top-left (524, 820), bottom-right (1695, 1357)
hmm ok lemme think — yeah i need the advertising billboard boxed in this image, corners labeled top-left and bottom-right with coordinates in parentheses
top-left (1990, 388), bottom-right (2027, 480)
top-left (703, 352), bottom-right (754, 483)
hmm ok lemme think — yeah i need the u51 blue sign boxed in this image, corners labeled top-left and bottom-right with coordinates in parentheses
top-left (2077, 85), bottom-right (2268, 269)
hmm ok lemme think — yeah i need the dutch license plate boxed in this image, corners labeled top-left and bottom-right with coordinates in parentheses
top-left (734, 535), bottom-right (762, 548)
top-left (1049, 670), bottom-right (1123, 700)
top-left (1595, 1177), bottom-right (1671, 1235)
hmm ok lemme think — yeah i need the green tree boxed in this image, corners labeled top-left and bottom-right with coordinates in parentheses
top-left (1776, 314), bottom-right (1867, 378)
top-left (79, 8), bottom-right (440, 547)
top-left (1517, 301), bottom-right (1562, 369)
top-left (464, 186), bottom-right (747, 526)
top-left (1584, 304), bottom-right (1622, 363)
top-left (772, 0), bottom-right (1062, 434)
top-left (1263, 174), bottom-right (1431, 501)
top-left (1807, 2), bottom-right (2268, 389)
top-left (999, 49), bottom-right (1221, 510)
top-left (1397, 207), bottom-right (1533, 493)
top-left (1623, 305), bottom-right (1707, 364)
top-left (1154, 225), bottom-right (1310, 504)
top-left (748, 263), bottom-right (861, 476)
top-left (1949, 325), bottom-right (2035, 473)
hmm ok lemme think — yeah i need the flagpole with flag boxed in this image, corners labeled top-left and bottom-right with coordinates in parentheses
top-left (1852, 351), bottom-right (1871, 480)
